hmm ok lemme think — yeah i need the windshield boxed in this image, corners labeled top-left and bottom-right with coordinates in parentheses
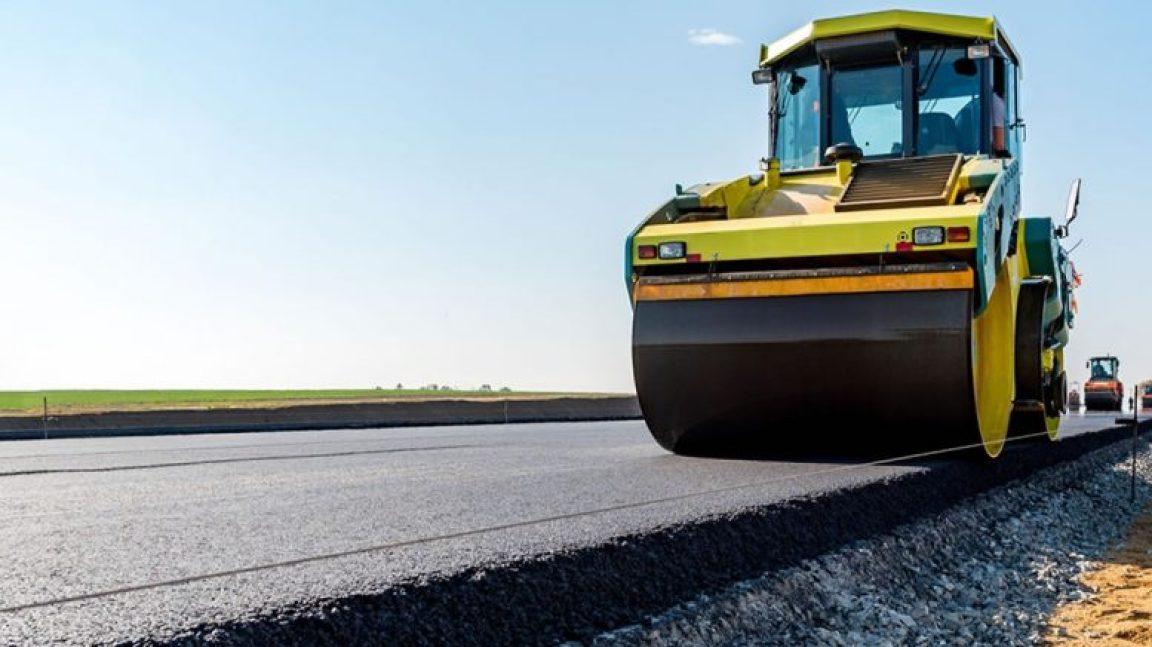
top-left (1144, 384), bottom-right (1152, 395)
top-left (917, 47), bottom-right (981, 155)
top-left (1090, 359), bottom-right (1118, 380)
top-left (830, 64), bottom-right (903, 157)
top-left (774, 63), bottom-right (821, 170)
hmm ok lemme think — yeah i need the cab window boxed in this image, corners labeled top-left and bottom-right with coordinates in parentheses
top-left (829, 64), bottom-right (904, 158)
top-left (774, 63), bottom-right (821, 170)
top-left (1090, 359), bottom-right (1117, 380)
top-left (917, 47), bottom-right (981, 155)
top-left (1004, 58), bottom-right (1021, 158)
top-left (991, 56), bottom-right (1019, 157)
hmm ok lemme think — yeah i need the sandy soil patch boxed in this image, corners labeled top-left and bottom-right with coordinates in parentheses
top-left (1048, 505), bottom-right (1152, 645)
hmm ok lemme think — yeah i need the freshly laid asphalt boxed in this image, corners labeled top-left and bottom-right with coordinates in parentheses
top-left (0, 413), bottom-right (1138, 644)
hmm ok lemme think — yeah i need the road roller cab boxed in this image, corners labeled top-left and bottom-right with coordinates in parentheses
top-left (626, 10), bottom-right (1080, 457)
top-left (1083, 356), bottom-right (1124, 411)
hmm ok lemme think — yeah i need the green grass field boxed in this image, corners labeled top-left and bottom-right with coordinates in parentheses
top-left (0, 389), bottom-right (596, 415)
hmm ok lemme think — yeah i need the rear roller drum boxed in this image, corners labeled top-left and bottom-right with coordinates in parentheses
top-left (1008, 276), bottom-right (1064, 441)
top-left (1045, 354), bottom-right (1066, 439)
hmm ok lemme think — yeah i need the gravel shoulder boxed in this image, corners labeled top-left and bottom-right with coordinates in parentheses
top-left (596, 434), bottom-right (1152, 645)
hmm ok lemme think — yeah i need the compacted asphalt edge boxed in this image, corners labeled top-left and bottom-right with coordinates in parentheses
top-left (147, 420), bottom-right (1150, 646)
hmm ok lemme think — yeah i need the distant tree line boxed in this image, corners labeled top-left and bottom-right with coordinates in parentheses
top-left (387, 383), bottom-right (512, 393)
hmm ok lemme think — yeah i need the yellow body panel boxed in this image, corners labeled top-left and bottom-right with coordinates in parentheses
top-left (760, 9), bottom-right (1006, 67)
top-left (724, 172), bottom-right (842, 218)
top-left (634, 205), bottom-right (978, 265)
top-left (633, 158), bottom-right (1003, 266)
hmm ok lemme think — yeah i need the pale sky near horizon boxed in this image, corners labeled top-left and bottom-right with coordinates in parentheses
top-left (2, 0), bottom-right (1148, 393)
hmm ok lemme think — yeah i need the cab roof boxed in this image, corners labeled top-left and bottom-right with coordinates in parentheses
top-left (760, 9), bottom-right (1019, 68)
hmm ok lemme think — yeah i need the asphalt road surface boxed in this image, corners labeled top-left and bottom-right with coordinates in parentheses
top-left (0, 412), bottom-right (1135, 644)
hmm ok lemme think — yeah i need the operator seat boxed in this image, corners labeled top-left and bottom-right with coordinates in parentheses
top-left (917, 112), bottom-right (960, 155)
top-left (954, 99), bottom-right (980, 154)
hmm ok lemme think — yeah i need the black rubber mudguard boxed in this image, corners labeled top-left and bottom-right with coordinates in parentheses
top-left (631, 289), bottom-right (977, 456)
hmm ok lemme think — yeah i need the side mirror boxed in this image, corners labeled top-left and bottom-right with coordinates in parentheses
top-left (788, 73), bottom-right (807, 95)
top-left (953, 58), bottom-right (978, 77)
top-left (1057, 179), bottom-right (1082, 237)
top-left (751, 68), bottom-right (773, 85)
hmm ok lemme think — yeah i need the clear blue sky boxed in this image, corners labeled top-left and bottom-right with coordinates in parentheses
top-left (0, 0), bottom-right (1147, 393)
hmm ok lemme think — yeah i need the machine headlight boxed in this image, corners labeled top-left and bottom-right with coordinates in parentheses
top-left (658, 242), bottom-right (687, 259)
top-left (912, 227), bottom-right (946, 246)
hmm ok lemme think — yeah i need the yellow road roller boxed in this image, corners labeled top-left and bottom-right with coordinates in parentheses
top-left (625, 10), bottom-right (1080, 457)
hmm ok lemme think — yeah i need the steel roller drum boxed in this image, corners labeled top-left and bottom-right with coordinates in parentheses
top-left (632, 289), bottom-right (980, 456)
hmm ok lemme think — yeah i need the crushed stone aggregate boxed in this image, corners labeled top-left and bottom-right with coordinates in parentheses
top-left (596, 438), bottom-right (1152, 645)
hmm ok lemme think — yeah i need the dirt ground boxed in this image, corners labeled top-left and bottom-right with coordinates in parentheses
top-left (1047, 504), bottom-right (1152, 645)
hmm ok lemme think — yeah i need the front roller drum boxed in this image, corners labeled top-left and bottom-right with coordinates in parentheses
top-left (1084, 391), bottom-right (1123, 412)
top-left (632, 289), bottom-right (981, 456)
